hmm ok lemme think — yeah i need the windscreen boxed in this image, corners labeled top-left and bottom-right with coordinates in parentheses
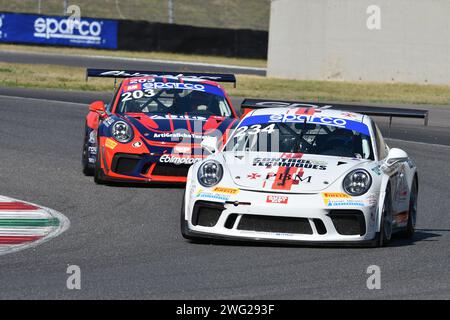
top-left (115, 81), bottom-right (232, 117)
top-left (226, 120), bottom-right (374, 160)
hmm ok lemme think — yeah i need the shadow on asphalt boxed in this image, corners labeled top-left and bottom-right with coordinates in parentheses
top-left (103, 181), bottom-right (185, 189)
top-left (184, 229), bottom-right (446, 249)
top-left (388, 229), bottom-right (445, 247)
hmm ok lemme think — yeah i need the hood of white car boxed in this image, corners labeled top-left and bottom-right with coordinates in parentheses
top-left (222, 152), bottom-right (369, 193)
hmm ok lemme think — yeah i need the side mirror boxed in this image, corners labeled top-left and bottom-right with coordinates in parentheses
top-left (89, 101), bottom-right (106, 115)
top-left (385, 148), bottom-right (408, 166)
top-left (201, 136), bottom-right (218, 154)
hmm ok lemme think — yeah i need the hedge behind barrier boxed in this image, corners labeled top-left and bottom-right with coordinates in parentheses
top-left (118, 20), bottom-right (268, 59)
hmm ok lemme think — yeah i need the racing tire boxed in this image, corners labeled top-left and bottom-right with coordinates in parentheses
top-left (374, 185), bottom-right (393, 247)
top-left (82, 125), bottom-right (94, 176)
top-left (94, 142), bottom-right (106, 185)
top-left (399, 177), bottom-right (418, 239)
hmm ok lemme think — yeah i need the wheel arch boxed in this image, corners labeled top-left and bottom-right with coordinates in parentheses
top-left (376, 176), bottom-right (392, 233)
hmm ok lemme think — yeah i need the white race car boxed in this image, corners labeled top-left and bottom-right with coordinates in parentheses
top-left (181, 101), bottom-right (419, 247)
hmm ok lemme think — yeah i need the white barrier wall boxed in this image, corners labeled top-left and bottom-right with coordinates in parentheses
top-left (267, 0), bottom-right (450, 84)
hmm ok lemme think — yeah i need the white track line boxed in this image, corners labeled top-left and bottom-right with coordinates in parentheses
top-left (0, 94), bottom-right (87, 106)
top-left (387, 138), bottom-right (450, 149)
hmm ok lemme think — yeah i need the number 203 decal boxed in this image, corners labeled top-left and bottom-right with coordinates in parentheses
top-left (121, 89), bottom-right (155, 102)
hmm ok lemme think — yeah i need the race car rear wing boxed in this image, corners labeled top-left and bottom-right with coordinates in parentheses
top-left (241, 98), bottom-right (429, 126)
top-left (86, 68), bottom-right (236, 85)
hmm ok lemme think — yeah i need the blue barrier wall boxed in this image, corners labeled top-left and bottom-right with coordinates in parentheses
top-left (0, 12), bottom-right (118, 49)
top-left (0, 12), bottom-right (268, 58)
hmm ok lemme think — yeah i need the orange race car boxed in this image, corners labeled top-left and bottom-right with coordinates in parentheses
top-left (82, 69), bottom-right (239, 184)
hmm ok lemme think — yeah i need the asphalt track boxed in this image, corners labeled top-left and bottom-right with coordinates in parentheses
top-left (0, 49), bottom-right (266, 76)
top-left (0, 88), bottom-right (449, 299)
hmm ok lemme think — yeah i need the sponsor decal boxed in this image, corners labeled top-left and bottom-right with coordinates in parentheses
top-left (241, 114), bottom-right (370, 136)
top-left (247, 173), bottom-right (261, 180)
top-left (322, 192), bottom-right (351, 199)
top-left (240, 230), bottom-right (294, 237)
top-left (265, 172), bottom-right (312, 184)
top-left (117, 72), bottom-right (227, 82)
top-left (142, 82), bottom-right (206, 92)
top-left (88, 130), bottom-right (97, 143)
top-left (367, 194), bottom-right (378, 206)
top-left (153, 132), bottom-right (204, 140)
top-left (125, 84), bottom-right (141, 92)
top-left (324, 199), bottom-right (365, 207)
top-left (159, 154), bottom-right (200, 165)
top-left (371, 165), bottom-right (382, 176)
top-left (103, 117), bottom-right (115, 127)
top-left (266, 195), bottom-right (288, 204)
top-left (341, 112), bottom-right (358, 118)
top-left (88, 157), bottom-right (95, 164)
top-left (132, 141), bottom-right (142, 148)
top-left (195, 189), bottom-right (230, 202)
top-left (88, 146), bottom-right (97, 154)
top-left (212, 187), bottom-right (240, 195)
top-left (150, 114), bottom-right (207, 121)
top-left (253, 157), bottom-right (327, 170)
top-left (173, 145), bottom-right (191, 154)
top-left (269, 113), bottom-right (347, 127)
top-left (105, 138), bottom-right (117, 150)
top-left (321, 192), bottom-right (365, 207)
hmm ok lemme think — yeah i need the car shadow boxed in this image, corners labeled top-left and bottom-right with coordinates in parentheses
top-left (388, 228), bottom-right (446, 247)
top-left (104, 181), bottom-right (185, 189)
top-left (185, 228), bottom-right (447, 249)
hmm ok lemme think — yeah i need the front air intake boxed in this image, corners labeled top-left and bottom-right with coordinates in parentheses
top-left (191, 201), bottom-right (225, 227)
top-left (111, 154), bottom-right (142, 175)
top-left (328, 210), bottom-right (366, 236)
top-left (237, 215), bottom-right (313, 235)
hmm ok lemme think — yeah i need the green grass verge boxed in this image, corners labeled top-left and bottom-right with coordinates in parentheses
top-left (0, 0), bottom-right (270, 30)
top-left (0, 44), bottom-right (266, 69)
top-left (1, 62), bottom-right (450, 106)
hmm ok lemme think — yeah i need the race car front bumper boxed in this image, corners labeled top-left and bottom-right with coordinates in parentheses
top-left (98, 137), bottom-right (202, 183)
top-left (184, 187), bottom-right (380, 245)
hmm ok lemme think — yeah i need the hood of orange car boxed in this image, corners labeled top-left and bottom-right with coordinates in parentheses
top-left (124, 113), bottom-right (237, 144)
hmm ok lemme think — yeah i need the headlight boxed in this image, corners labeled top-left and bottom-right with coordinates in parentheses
top-left (197, 160), bottom-right (223, 187)
top-left (343, 169), bottom-right (372, 196)
top-left (111, 121), bottom-right (133, 143)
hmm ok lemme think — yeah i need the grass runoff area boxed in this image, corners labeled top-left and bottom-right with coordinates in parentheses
top-left (0, 0), bottom-right (270, 31)
top-left (2, 61), bottom-right (450, 106)
top-left (0, 44), bottom-right (266, 68)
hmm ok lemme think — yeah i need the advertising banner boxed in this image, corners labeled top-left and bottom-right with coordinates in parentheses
top-left (0, 12), bottom-right (117, 49)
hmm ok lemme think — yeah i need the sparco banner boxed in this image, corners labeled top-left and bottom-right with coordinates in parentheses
top-left (0, 12), bottom-right (117, 49)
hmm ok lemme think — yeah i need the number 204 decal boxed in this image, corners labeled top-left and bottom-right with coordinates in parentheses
top-left (234, 124), bottom-right (276, 137)
top-left (121, 89), bottom-right (156, 102)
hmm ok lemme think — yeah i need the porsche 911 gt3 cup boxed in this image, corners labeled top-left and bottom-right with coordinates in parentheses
top-left (82, 69), bottom-right (239, 184)
top-left (181, 100), bottom-right (419, 247)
